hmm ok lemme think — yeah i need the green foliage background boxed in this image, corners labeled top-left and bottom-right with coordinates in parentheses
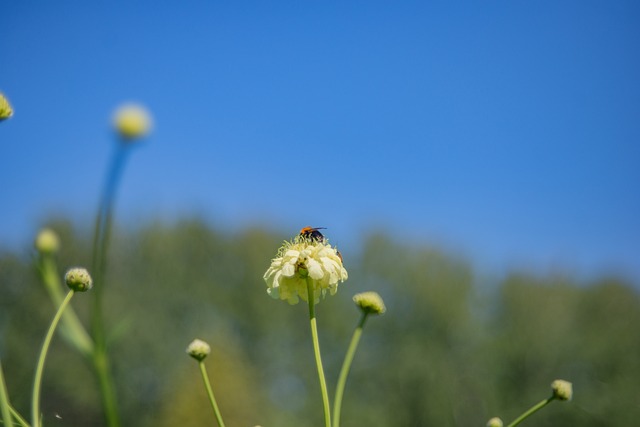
top-left (1, 218), bottom-right (638, 426)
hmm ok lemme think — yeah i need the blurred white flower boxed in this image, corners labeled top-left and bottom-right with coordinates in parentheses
top-left (112, 103), bottom-right (152, 140)
top-left (0, 92), bottom-right (13, 120)
top-left (35, 228), bottom-right (60, 254)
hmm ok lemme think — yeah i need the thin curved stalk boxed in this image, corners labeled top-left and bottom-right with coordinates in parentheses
top-left (333, 312), bottom-right (368, 427)
top-left (0, 361), bottom-right (13, 427)
top-left (90, 143), bottom-right (130, 427)
top-left (198, 362), bottom-right (226, 427)
top-left (32, 290), bottom-right (75, 427)
top-left (506, 396), bottom-right (554, 427)
top-left (10, 404), bottom-right (31, 427)
top-left (307, 279), bottom-right (332, 427)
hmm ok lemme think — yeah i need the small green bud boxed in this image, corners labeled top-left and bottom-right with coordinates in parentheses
top-left (551, 379), bottom-right (573, 401)
top-left (353, 291), bottom-right (386, 315)
top-left (0, 92), bottom-right (13, 121)
top-left (486, 417), bottom-right (503, 427)
top-left (35, 228), bottom-right (60, 254)
top-left (64, 268), bottom-right (93, 292)
top-left (186, 339), bottom-right (211, 361)
top-left (112, 103), bottom-right (152, 140)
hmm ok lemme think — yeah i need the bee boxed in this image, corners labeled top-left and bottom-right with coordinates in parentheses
top-left (299, 226), bottom-right (326, 242)
top-left (299, 226), bottom-right (344, 263)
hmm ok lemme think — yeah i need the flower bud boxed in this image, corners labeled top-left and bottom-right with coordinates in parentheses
top-left (0, 92), bottom-right (13, 120)
top-left (486, 417), bottom-right (503, 427)
top-left (35, 228), bottom-right (60, 254)
top-left (186, 339), bottom-right (211, 361)
top-left (112, 103), bottom-right (152, 140)
top-left (64, 268), bottom-right (93, 292)
top-left (551, 379), bottom-right (573, 401)
top-left (353, 291), bottom-right (386, 315)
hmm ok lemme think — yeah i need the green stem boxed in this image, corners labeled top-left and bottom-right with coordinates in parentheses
top-left (506, 396), bottom-right (555, 427)
top-left (333, 312), bottom-right (368, 427)
top-left (90, 143), bottom-right (130, 427)
top-left (92, 348), bottom-right (120, 427)
top-left (10, 405), bottom-right (31, 427)
top-left (31, 290), bottom-right (75, 427)
top-left (198, 362), bottom-right (226, 427)
top-left (0, 361), bottom-right (13, 427)
top-left (307, 279), bottom-right (332, 427)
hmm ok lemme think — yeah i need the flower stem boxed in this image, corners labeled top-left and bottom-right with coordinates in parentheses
top-left (506, 396), bottom-right (555, 427)
top-left (9, 404), bottom-right (31, 427)
top-left (306, 279), bottom-right (332, 427)
top-left (198, 361), bottom-right (226, 427)
top-left (333, 312), bottom-right (368, 427)
top-left (90, 143), bottom-right (130, 427)
top-left (31, 290), bottom-right (75, 427)
top-left (92, 348), bottom-right (120, 427)
top-left (0, 361), bottom-right (13, 427)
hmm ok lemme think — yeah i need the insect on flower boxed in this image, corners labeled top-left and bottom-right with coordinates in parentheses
top-left (299, 226), bottom-right (344, 263)
top-left (299, 226), bottom-right (326, 242)
top-left (265, 227), bottom-right (348, 304)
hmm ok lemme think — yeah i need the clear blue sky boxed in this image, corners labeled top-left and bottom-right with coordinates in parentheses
top-left (2, 1), bottom-right (639, 282)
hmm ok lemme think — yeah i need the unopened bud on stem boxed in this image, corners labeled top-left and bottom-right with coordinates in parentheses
top-left (64, 268), bottom-right (93, 292)
top-left (353, 291), bottom-right (386, 315)
top-left (551, 379), bottom-right (573, 401)
top-left (35, 228), bottom-right (60, 254)
top-left (186, 339), bottom-right (211, 361)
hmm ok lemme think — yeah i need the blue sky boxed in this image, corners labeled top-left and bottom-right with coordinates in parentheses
top-left (2, 1), bottom-right (639, 282)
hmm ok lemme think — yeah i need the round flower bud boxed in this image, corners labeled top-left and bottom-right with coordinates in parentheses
top-left (0, 92), bottom-right (13, 120)
top-left (64, 268), bottom-right (93, 292)
top-left (112, 103), bottom-right (152, 140)
top-left (486, 417), bottom-right (503, 427)
top-left (353, 291), bottom-right (386, 315)
top-left (551, 379), bottom-right (573, 401)
top-left (35, 228), bottom-right (60, 254)
top-left (186, 339), bottom-right (211, 361)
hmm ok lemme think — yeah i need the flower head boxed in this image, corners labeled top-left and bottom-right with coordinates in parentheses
top-left (35, 228), bottom-right (60, 254)
top-left (186, 339), bottom-right (211, 361)
top-left (551, 379), bottom-right (573, 401)
top-left (263, 232), bottom-right (348, 305)
top-left (65, 267), bottom-right (93, 292)
top-left (112, 103), bottom-right (152, 140)
top-left (486, 417), bottom-right (503, 427)
top-left (0, 92), bottom-right (13, 121)
top-left (353, 292), bottom-right (386, 315)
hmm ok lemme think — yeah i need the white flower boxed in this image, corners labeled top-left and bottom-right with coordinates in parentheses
top-left (263, 235), bottom-right (348, 305)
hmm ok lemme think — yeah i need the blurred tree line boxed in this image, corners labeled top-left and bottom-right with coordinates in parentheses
top-left (0, 218), bottom-right (638, 426)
